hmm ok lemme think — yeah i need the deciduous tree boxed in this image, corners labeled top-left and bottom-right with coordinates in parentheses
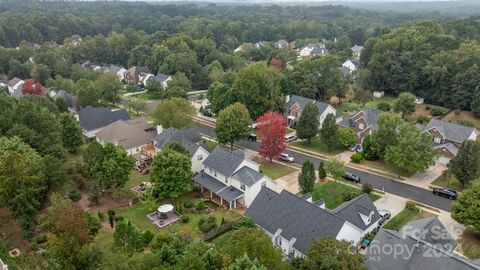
top-left (337, 127), bottom-right (356, 148)
top-left (229, 254), bottom-right (267, 270)
top-left (150, 149), bottom-right (192, 198)
top-left (113, 219), bottom-right (145, 254)
top-left (326, 158), bottom-right (345, 189)
top-left (207, 81), bottom-right (234, 114)
top-left (93, 73), bottom-right (122, 105)
top-left (296, 103), bottom-right (319, 144)
top-left (256, 111), bottom-right (287, 162)
top-left (215, 102), bottom-right (251, 150)
top-left (451, 182), bottom-right (480, 233)
top-left (394, 92), bottom-right (416, 119)
top-left (127, 99), bottom-right (147, 116)
top-left (354, 89), bottom-right (372, 107)
top-left (307, 237), bottom-right (365, 270)
top-left (152, 97), bottom-right (196, 129)
top-left (100, 143), bottom-right (135, 192)
top-left (59, 113), bottom-right (83, 153)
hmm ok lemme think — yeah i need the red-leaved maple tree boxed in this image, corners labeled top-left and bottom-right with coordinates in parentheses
top-left (22, 79), bottom-right (46, 96)
top-left (256, 111), bottom-right (287, 162)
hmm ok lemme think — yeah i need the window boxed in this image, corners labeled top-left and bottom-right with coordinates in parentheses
top-left (197, 154), bottom-right (203, 161)
top-left (225, 177), bottom-right (228, 183)
top-left (276, 236), bottom-right (282, 246)
top-left (359, 123), bottom-right (364, 130)
top-left (434, 137), bottom-right (441, 143)
top-left (240, 184), bottom-right (245, 191)
top-left (214, 171), bottom-right (217, 177)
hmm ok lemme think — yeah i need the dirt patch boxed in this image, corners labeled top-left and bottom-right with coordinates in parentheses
top-left (441, 110), bottom-right (480, 130)
top-left (0, 208), bottom-right (37, 261)
top-left (77, 190), bottom-right (131, 213)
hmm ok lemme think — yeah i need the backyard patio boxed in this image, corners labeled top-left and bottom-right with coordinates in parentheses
top-left (147, 204), bottom-right (181, 229)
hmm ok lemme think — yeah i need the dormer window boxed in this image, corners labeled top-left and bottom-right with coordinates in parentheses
top-left (240, 184), bottom-right (245, 191)
top-left (359, 123), bottom-right (364, 130)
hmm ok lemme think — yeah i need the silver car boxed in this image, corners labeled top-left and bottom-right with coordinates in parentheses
top-left (280, 153), bottom-right (294, 163)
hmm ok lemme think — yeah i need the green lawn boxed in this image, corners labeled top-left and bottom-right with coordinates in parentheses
top-left (460, 229), bottom-right (480, 260)
top-left (431, 172), bottom-right (465, 192)
top-left (290, 136), bottom-right (344, 156)
top-left (311, 180), bottom-right (381, 209)
top-left (360, 159), bottom-right (415, 178)
top-left (336, 96), bottom-right (397, 114)
top-left (114, 192), bottom-right (242, 239)
top-left (204, 140), bottom-right (219, 151)
top-left (253, 157), bottom-right (297, 180)
top-left (383, 208), bottom-right (434, 231)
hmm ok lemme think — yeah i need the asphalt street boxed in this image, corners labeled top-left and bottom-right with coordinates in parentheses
top-left (192, 121), bottom-right (453, 212)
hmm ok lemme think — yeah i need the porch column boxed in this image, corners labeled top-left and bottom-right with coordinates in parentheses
top-left (234, 200), bottom-right (237, 209)
top-left (210, 191), bottom-right (212, 198)
top-left (229, 201), bottom-right (232, 210)
top-left (201, 186), bottom-right (204, 192)
top-left (220, 197), bottom-right (223, 205)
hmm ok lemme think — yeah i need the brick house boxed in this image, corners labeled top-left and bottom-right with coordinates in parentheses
top-left (339, 108), bottom-right (382, 143)
top-left (417, 119), bottom-right (478, 164)
top-left (284, 95), bottom-right (339, 128)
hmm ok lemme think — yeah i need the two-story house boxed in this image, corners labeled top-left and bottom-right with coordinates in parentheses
top-left (147, 73), bottom-right (172, 89)
top-left (105, 65), bottom-right (127, 81)
top-left (284, 95), bottom-right (340, 128)
top-left (339, 108), bottom-right (382, 143)
top-left (124, 66), bottom-right (151, 84)
top-left (299, 43), bottom-right (328, 59)
top-left (351, 45), bottom-right (364, 58)
top-left (417, 119), bottom-right (479, 164)
top-left (193, 146), bottom-right (276, 210)
top-left (153, 126), bottom-right (209, 173)
top-left (246, 187), bottom-right (381, 258)
top-left (76, 105), bottom-right (131, 138)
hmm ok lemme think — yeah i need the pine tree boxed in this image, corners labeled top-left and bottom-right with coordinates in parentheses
top-left (318, 162), bottom-right (327, 180)
top-left (298, 160), bottom-right (316, 193)
top-left (296, 102), bottom-right (320, 144)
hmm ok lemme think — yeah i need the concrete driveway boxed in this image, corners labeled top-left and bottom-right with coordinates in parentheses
top-left (374, 192), bottom-right (407, 217)
top-left (408, 163), bottom-right (447, 189)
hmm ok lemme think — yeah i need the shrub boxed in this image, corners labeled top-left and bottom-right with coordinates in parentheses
top-left (31, 242), bottom-right (39, 251)
top-left (362, 183), bottom-right (373, 194)
top-left (342, 192), bottom-right (356, 201)
top-left (350, 153), bottom-right (364, 163)
top-left (97, 211), bottom-right (105, 220)
top-left (454, 109), bottom-right (461, 115)
top-left (430, 107), bottom-right (446, 116)
top-left (406, 200), bottom-right (417, 210)
top-left (143, 230), bottom-right (155, 245)
top-left (233, 217), bottom-right (256, 229)
top-left (183, 200), bottom-right (194, 209)
top-left (35, 235), bottom-right (48, 244)
top-left (196, 200), bottom-right (206, 211)
top-left (377, 102), bottom-right (391, 111)
top-left (198, 216), bottom-right (217, 233)
top-left (416, 115), bottom-right (429, 124)
top-left (68, 190), bottom-right (82, 202)
top-left (181, 215), bottom-right (190, 223)
top-left (452, 119), bottom-right (474, 127)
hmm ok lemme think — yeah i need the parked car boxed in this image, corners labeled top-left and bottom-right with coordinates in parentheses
top-left (343, 172), bottom-right (361, 183)
top-left (285, 134), bottom-right (298, 143)
top-left (348, 144), bottom-right (362, 152)
top-left (432, 188), bottom-right (458, 200)
top-left (248, 134), bottom-right (257, 142)
top-left (279, 153), bottom-right (294, 163)
top-left (378, 210), bottom-right (391, 225)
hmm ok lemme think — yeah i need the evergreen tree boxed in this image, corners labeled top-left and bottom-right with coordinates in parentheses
top-left (59, 113), bottom-right (83, 153)
top-left (296, 103), bottom-right (320, 144)
top-left (299, 160), bottom-right (316, 193)
top-left (318, 162), bottom-right (327, 180)
top-left (319, 113), bottom-right (338, 151)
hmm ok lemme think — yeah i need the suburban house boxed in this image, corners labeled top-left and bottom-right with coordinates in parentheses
top-left (149, 73), bottom-right (172, 89)
top-left (274, 39), bottom-right (289, 49)
top-left (76, 105), bottom-right (131, 138)
top-left (365, 217), bottom-right (479, 270)
top-left (106, 65), bottom-right (127, 81)
top-left (417, 119), bottom-right (478, 164)
top-left (299, 43), bottom-right (328, 59)
top-left (342, 59), bottom-right (360, 73)
top-left (7, 77), bottom-right (24, 98)
top-left (246, 188), bottom-right (381, 258)
top-left (351, 45), bottom-right (364, 58)
top-left (193, 146), bottom-right (276, 210)
top-left (71, 34), bottom-right (82, 46)
top-left (153, 126), bottom-right (208, 173)
top-left (124, 66), bottom-right (151, 84)
top-left (52, 90), bottom-right (79, 113)
top-left (284, 95), bottom-right (339, 128)
top-left (339, 108), bottom-right (382, 143)
top-left (0, 258), bottom-right (7, 270)
top-left (95, 118), bottom-right (156, 155)
top-left (234, 42), bottom-right (265, 53)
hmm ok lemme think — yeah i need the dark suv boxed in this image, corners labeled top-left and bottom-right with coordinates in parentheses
top-left (432, 188), bottom-right (457, 200)
top-left (344, 172), bottom-right (361, 183)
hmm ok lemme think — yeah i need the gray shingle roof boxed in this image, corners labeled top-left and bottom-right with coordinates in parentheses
top-left (245, 187), bottom-right (345, 254)
top-left (106, 65), bottom-right (123, 74)
top-left (425, 119), bottom-right (477, 144)
top-left (351, 45), bottom-right (364, 53)
top-left (400, 216), bottom-right (457, 250)
top-left (95, 120), bottom-right (155, 149)
top-left (152, 73), bottom-right (171, 83)
top-left (193, 172), bottom-right (227, 193)
top-left (53, 90), bottom-right (78, 108)
top-left (231, 166), bottom-right (264, 187)
top-left (285, 95), bottom-right (331, 116)
top-left (153, 127), bottom-right (202, 156)
top-left (203, 146), bottom-right (245, 177)
top-left (365, 227), bottom-right (479, 270)
top-left (217, 186), bottom-right (244, 202)
top-left (77, 106), bottom-right (130, 131)
top-left (433, 142), bottom-right (459, 156)
top-left (332, 193), bottom-right (381, 231)
top-left (355, 109), bottom-right (382, 130)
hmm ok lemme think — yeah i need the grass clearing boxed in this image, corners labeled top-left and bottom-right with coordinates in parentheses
top-left (204, 140), bottom-right (219, 151)
top-left (336, 96), bottom-right (397, 114)
top-left (360, 159), bottom-right (415, 178)
top-left (290, 136), bottom-right (344, 156)
top-left (442, 110), bottom-right (480, 130)
top-left (383, 207), bottom-right (434, 231)
top-left (311, 180), bottom-right (381, 209)
top-left (460, 229), bottom-right (480, 260)
top-left (253, 157), bottom-right (297, 180)
top-left (431, 172), bottom-right (465, 192)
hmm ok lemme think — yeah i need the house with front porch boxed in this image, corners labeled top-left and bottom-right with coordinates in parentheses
top-left (193, 146), bottom-right (276, 210)
top-left (339, 108), bottom-right (382, 143)
top-left (417, 119), bottom-right (478, 164)
top-left (246, 187), bottom-right (381, 258)
top-left (245, 187), bottom-right (381, 258)
top-left (284, 95), bottom-right (340, 128)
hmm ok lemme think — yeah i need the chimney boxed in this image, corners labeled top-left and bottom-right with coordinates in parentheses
top-left (285, 95), bottom-right (290, 103)
top-left (156, 125), bottom-right (163, 135)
